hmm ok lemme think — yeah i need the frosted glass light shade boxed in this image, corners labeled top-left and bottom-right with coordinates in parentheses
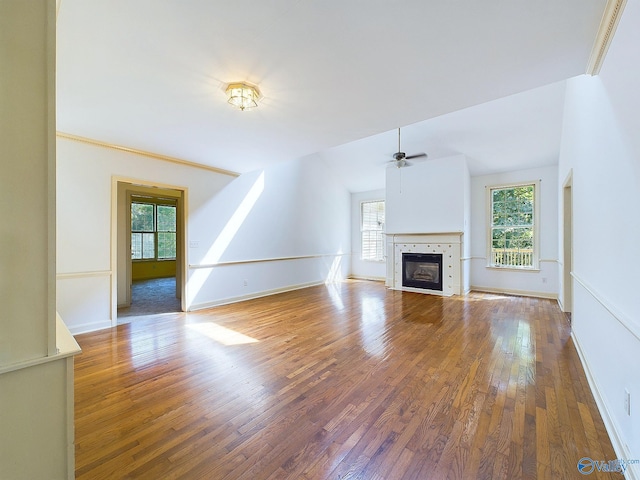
top-left (225, 82), bottom-right (261, 110)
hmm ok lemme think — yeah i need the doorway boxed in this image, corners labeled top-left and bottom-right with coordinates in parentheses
top-left (113, 180), bottom-right (186, 323)
top-left (562, 171), bottom-right (573, 319)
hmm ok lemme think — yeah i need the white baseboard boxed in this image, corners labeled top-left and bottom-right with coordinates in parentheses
top-left (68, 319), bottom-right (113, 336)
top-left (348, 275), bottom-right (386, 282)
top-left (470, 285), bottom-right (557, 300)
top-left (571, 332), bottom-right (639, 480)
top-left (189, 281), bottom-right (324, 311)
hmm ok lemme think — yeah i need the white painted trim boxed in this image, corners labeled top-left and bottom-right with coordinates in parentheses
top-left (55, 313), bottom-right (81, 356)
top-left (586, 0), bottom-right (628, 75)
top-left (0, 317), bottom-right (81, 375)
top-left (571, 331), bottom-right (639, 480)
top-left (484, 266), bottom-right (541, 273)
top-left (471, 257), bottom-right (557, 264)
top-left (388, 286), bottom-right (453, 297)
top-left (572, 272), bottom-right (640, 342)
top-left (189, 252), bottom-right (348, 269)
top-left (67, 319), bottom-right (113, 336)
top-left (470, 285), bottom-right (557, 300)
top-left (189, 281), bottom-right (324, 311)
top-left (57, 132), bottom-right (239, 177)
top-left (348, 275), bottom-right (386, 282)
top-left (56, 270), bottom-right (111, 279)
top-left (387, 232), bottom-right (464, 241)
top-left (0, 351), bottom-right (76, 375)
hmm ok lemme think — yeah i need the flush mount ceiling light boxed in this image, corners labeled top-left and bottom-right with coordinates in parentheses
top-left (225, 82), bottom-right (261, 111)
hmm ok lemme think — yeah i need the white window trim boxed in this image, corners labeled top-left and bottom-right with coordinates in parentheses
top-left (485, 180), bottom-right (540, 271)
top-left (360, 199), bottom-right (386, 262)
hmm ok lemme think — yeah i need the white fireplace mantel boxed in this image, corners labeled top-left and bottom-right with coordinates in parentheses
top-left (386, 233), bottom-right (463, 296)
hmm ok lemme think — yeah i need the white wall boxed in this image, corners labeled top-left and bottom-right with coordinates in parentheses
top-left (350, 189), bottom-right (386, 280)
top-left (469, 166), bottom-right (559, 298)
top-left (385, 154), bottom-right (471, 293)
top-left (386, 155), bottom-right (469, 234)
top-left (558, 0), bottom-right (640, 470)
top-left (186, 156), bottom-right (351, 309)
top-left (57, 137), bottom-right (351, 333)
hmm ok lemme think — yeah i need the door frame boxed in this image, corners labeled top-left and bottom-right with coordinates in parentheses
top-left (562, 170), bottom-right (573, 315)
top-left (111, 176), bottom-right (188, 326)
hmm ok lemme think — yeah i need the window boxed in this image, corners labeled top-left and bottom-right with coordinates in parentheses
top-left (131, 200), bottom-right (176, 261)
top-left (488, 183), bottom-right (537, 269)
top-left (361, 200), bottom-right (385, 261)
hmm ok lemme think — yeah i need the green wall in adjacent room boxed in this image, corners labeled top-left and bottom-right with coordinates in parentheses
top-left (132, 260), bottom-right (176, 280)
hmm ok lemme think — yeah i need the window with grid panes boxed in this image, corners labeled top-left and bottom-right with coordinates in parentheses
top-left (131, 200), bottom-right (176, 261)
top-left (361, 200), bottom-right (385, 261)
top-left (489, 183), bottom-right (537, 269)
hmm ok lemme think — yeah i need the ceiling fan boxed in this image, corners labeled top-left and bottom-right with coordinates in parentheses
top-left (390, 128), bottom-right (427, 168)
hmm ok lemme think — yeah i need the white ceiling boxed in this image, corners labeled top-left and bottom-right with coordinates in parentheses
top-left (56, 1), bottom-right (608, 192)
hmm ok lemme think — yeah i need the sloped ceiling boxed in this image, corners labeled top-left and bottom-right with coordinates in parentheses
top-left (56, 0), bottom-right (608, 191)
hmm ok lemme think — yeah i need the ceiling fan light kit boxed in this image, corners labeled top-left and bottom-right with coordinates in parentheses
top-left (391, 128), bottom-right (427, 168)
top-left (226, 82), bottom-right (261, 111)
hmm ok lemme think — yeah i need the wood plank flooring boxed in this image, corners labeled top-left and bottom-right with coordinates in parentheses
top-left (74, 281), bottom-right (617, 479)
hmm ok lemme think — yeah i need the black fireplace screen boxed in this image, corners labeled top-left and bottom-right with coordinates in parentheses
top-left (402, 253), bottom-right (443, 291)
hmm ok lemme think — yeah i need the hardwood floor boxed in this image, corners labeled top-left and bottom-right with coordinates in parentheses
top-left (74, 281), bottom-right (617, 479)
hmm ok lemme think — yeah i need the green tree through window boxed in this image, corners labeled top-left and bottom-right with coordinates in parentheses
top-left (490, 184), bottom-right (535, 268)
top-left (131, 201), bottom-right (176, 260)
top-left (157, 205), bottom-right (177, 259)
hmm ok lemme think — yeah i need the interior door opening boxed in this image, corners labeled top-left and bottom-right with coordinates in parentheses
top-left (115, 181), bottom-right (186, 323)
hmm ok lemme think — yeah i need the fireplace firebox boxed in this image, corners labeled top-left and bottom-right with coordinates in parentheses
top-left (402, 253), bottom-right (443, 291)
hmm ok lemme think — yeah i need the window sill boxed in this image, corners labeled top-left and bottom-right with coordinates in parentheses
top-left (132, 258), bottom-right (177, 263)
top-left (486, 265), bottom-right (540, 272)
top-left (361, 259), bottom-right (386, 263)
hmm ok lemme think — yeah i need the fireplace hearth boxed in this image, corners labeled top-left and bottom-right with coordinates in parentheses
top-left (402, 253), bottom-right (443, 291)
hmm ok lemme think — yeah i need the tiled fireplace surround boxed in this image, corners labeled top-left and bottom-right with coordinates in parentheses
top-left (386, 233), bottom-right (463, 296)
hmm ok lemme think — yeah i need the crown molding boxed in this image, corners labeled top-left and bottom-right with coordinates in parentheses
top-left (56, 132), bottom-right (239, 177)
top-left (586, 0), bottom-right (627, 75)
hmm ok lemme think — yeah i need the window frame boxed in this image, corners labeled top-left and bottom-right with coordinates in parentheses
top-left (360, 200), bottom-right (386, 262)
top-left (131, 197), bottom-right (177, 262)
top-left (485, 180), bottom-right (540, 271)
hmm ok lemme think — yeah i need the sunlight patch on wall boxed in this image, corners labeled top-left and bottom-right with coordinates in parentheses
top-left (202, 172), bottom-right (265, 266)
top-left (187, 172), bottom-right (265, 307)
top-left (187, 322), bottom-right (259, 346)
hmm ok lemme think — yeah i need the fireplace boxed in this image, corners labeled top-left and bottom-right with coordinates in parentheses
top-left (402, 253), bottom-right (443, 291)
top-left (388, 233), bottom-right (464, 296)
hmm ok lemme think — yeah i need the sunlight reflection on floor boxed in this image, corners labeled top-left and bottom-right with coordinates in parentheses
top-left (186, 322), bottom-right (259, 346)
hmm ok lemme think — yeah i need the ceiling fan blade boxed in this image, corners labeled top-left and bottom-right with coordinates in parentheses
top-left (405, 153), bottom-right (427, 160)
